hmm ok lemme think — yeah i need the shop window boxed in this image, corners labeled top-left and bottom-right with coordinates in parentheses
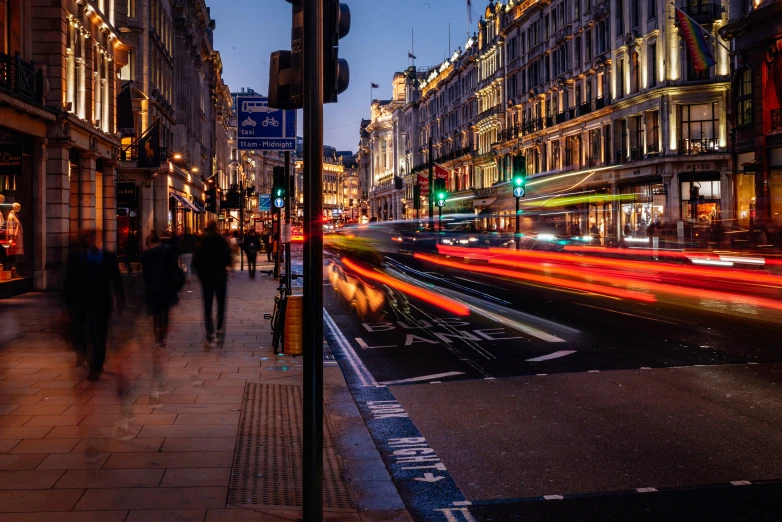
top-left (680, 103), bottom-right (718, 151)
top-left (680, 179), bottom-right (721, 222)
top-left (736, 68), bottom-right (752, 127)
top-left (735, 171), bottom-right (756, 229)
top-left (772, 170), bottom-right (782, 229)
top-left (621, 183), bottom-right (665, 238)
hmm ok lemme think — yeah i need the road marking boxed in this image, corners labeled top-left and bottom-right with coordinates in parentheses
top-left (379, 371), bottom-right (466, 386)
top-left (430, 381), bottom-right (442, 384)
top-left (484, 377), bottom-right (496, 380)
top-left (415, 473), bottom-right (445, 482)
top-left (588, 370), bottom-right (600, 373)
top-left (436, 507), bottom-right (477, 522)
top-left (637, 487), bottom-right (658, 493)
top-left (731, 480), bottom-right (752, 486)
top-left (453, 501), bottom-right (472, 506)
top-left (574, 302), bottom-right (683, 324)
top-left (355, 337), bottom-right (395, 350)
top-left (543, 495), bottom-right (564, 500)
top-left (323, 309), bottom-right (375, 387)
top-left (526, 350), bottom-right (577, 362)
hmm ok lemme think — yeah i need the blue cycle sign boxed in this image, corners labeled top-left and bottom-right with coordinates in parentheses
top-left (237, 96), bottom-right (296, 151)
top-left (513, 186), bottom-right (525, 198)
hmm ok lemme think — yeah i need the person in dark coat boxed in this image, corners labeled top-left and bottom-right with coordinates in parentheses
top-left (243, 229), bottom-right (262, 279)
top-left (264, 229), bottom-right (273, 262)
top-left (193, 221), bottom-right (232, 348)
top-left (141, 230), bottom-right (183, 350)
top-left (64, 230), bottom-right (125, 380)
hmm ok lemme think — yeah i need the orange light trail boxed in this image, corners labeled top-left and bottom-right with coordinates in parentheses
top-left (341, 258), bottom-right (470, 316)
top-left (414, 253), bottom-right (657, 303)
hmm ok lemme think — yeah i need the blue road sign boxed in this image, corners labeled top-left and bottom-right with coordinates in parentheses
top-left (237, 96), bottom-right (296, 151)
top-left (258, 194), bottom-right (271, 212)
top-left (513, 186), bottom-right (525, 198)
top-left (274, 197), bottom-right (285, 209)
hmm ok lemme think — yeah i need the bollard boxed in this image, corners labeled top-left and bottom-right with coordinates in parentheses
top-left (283, 295), bottom-right (303, 356)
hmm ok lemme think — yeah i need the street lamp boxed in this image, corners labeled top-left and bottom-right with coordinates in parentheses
top-left (173, 153), bottom-right (183, 160)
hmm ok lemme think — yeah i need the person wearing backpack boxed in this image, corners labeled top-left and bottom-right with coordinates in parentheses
top-left (141, 230), bottom-right (184, 351)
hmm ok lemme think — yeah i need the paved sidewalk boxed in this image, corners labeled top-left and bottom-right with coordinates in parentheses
top-left (0, 265), bottom-right (410, 522)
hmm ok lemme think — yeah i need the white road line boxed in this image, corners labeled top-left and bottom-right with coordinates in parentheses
top-left (323, 309), bottom-right (375, 387)
top-left (526, 350), bottom-right (577, 362)
top-left (453, 501), bottom-right (472, 506)
top-left (731, 480), bottom-right (752, 486)
top-left (543, 495), bottom-right (564, 500)
top-left (379, 371), bottom-right (465, 386)
top-left (636, 487), bottom-right (658, 493)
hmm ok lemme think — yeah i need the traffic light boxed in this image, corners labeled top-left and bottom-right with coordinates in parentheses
top-left (413, 184), bottom-right (421, 210)
top-left (273, 166), bottom-right (286, 199)
top-left (205, 187), bottom-right (217, 213)
top-left (324, 1), bottom-right (351, 103)
top-left (269, 1), bottom-right (303, 109)
top-left (512, 154), bottom-right (526, 197)
top-left (436, 185), bottom-right (447, 206)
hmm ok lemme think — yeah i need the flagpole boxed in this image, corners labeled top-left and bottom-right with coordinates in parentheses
top-left (412, 28), bottom-right (415, 68)
top-left (672, 2), bottom-right (731, 53)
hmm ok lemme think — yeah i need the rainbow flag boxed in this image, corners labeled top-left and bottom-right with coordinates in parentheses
top-left (676, 7), bottom-right (716, 71)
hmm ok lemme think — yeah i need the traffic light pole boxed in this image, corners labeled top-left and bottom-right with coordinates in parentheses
top-left (516, 197), bottom-right (521, 250)
top-left (284, 151), bottom-right (292, 294)
top-left (303, 0), bottom-right (324, 519)
top-left (240, 185), bottom-right (245, 272)
top-left (428, 136), bottom-right (434, 231)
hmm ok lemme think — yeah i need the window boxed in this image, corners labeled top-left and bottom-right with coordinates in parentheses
top-left (575, 0), bottom-right (580, 18)
top-left (631, 50), bottom-right (640, 94)
top-left (585, 30), bottom-right (592, 62)
top-left (617, 58), bottom-right (624, 98)
top-left (575, 36), bottom-right (581, 67)
top-left (646, 110), bottom-right (659, 152)
top-left (616, 0), bottom-right (624, 36)
top-left (648, 43), bottom-right (656, 87)
top-left (128, 0), bottom-right (136, 18)
top-left (647, 0), bottom-right (656, 19)
top-left (681, 103), bottom-right (719, 153)
top-left (736, 68), bottom-right (752, 127)
top-left (631, 0), bottom-right (639, 28)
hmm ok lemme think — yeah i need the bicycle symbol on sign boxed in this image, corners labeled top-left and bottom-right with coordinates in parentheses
top-left (262, 116), bottom-right (280, 127)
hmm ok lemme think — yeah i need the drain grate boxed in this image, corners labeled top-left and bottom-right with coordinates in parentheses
top-left (228, 383), bottom-right (356, 510)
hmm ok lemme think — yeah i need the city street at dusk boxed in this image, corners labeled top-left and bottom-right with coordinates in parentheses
top-left (3, 0), bottom-right (782, 521)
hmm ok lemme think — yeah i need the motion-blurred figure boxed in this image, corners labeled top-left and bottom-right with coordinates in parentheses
top-left (141, 230), bottom-right (184, 350)
top-left (64, 230), bottom-right (125, 381)
top-left (193, 220), bottom-right (232, 349)
top-left (243, 229), bottom-right (261, 279)
top-left (180, 233), bottom-right (196, 281)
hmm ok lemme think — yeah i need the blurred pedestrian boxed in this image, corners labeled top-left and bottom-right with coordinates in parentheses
top-left (141, 230), bottom-right (184, 351)
top-left (64, 230), bottom-right (125, 381)
top-left (228, 230), bottom-right (239, 273)
top-left (265, 229), bottom-right (273, 262)
top-left (193, 220), bottom-right (232, 349)
top-left (180, 233), bottom-right (196, 281)
top-left (243, 229), bottom-right (261, 279)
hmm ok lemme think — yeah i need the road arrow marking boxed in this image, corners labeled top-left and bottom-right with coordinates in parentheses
top-left (526, 350), bottom-right (577, 362)
top-left (415, 473), bottom-right (445, 482)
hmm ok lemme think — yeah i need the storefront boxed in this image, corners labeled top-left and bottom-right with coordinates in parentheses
top-left (116, 180), bottom-right (139, 264)
top-left (679, 172), bottom-right (722, 224)
top-left (620, 181), bottom-right (665, 239)
top-left (0, 137), bottom-right (33, 292)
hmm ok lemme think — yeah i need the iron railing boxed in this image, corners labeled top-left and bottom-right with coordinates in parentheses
top-left (682, 2), bottom-right (719, 23)
top-left (678, 138), bottom-right (720, 155)
top-left (121, 146), bottom-right (169, 163)
top-left (615, 150), bottom-right (626, 164)
top-left (629, 147), bottom-right (643, 162)
top-left (0, 51), bottom-right (44, 104)
top-left (436, 146), bottom-right (472, 163)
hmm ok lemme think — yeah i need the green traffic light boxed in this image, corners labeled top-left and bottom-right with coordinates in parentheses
top-left (513, 176), bottom-right (524, 187)
top-left (437, 192), bottom-right (446, 201)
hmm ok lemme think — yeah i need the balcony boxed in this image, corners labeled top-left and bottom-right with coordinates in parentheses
top-left (545, 115), bottom-right (554, 128)
top-left (566, 107), bottom-right (577, 120)
top-left (477, 106), bottom-right (502, 121)
top-left (594, 96), bottom-right (607, 110)
top-left (682, 2), bottom-right (720, 24)
top-left (552, 24), bottom-right (573, 45)
top-left (578, 102), bottom-right (592, 116)
top-left (629, 147), bottom-right (643, 162)
top-left (615, 150), bottom-right (626, 164)
top-left (556, 112), bottom-right (567, 124)
top-left (678, 138), bottom-right (721, 155)
top-left (771, 108), bottom-right (782, 132)
top-left (0, 52), bottom-right (44, 105)
top-left (647, 142), bottom-right (660, 154)
top-left (435, 146), bottom-right (472, 163)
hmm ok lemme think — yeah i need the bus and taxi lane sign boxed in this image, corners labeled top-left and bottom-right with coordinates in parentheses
top-left (237, 96), bottom-right (296, 151)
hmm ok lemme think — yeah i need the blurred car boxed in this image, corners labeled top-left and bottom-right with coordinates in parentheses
top-left (291, 227), bottom-right (304, 243)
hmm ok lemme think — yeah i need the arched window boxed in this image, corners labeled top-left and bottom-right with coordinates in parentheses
top-left (736, 68), bottom-right (752, 127)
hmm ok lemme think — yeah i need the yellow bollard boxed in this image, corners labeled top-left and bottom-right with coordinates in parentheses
top-left (283, 295), bottom-right (303, 356)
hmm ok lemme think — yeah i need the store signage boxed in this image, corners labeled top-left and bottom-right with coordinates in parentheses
top-left (474, 187), bottom-right (496, 199)
top-left (0, 144), bottom-right (23, 176)
top-left (117, 182), bottom-right (137, 208)
top-left (417, 174), bottom-right (429, 196)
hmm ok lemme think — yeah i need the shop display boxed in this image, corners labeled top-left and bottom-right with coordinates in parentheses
top-left (0, 195), bottom-right (24, 281)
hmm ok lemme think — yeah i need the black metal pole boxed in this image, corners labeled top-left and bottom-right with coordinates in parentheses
top-left (240, 185), bottom-right (244, 272)
top-left (285, 151), bottom-right (292, 294)
top-left (428, 136), bottom-right (434, 231)
top-left (303, 0), bottom-right (324, 518)
top-left (516, 197), bottom-right (521, 250)
top-left (439, 204), bottom-right (442, 234)
top-left (274, 208), bottom-right (280, 279)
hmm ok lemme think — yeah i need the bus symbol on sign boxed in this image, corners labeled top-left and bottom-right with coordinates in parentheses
top-left (513, 186), bottom-right (525, 198)
top-left (274, 198), bottom-right (285, 209)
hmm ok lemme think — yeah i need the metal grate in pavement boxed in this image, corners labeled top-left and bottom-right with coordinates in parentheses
top-left (228, 382), bottom-right (356, 511)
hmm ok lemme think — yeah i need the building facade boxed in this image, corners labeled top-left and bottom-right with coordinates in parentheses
top-left (369, 0), bottom-right (736, 244)
top-left (720, 0), bottom-right (782, 239)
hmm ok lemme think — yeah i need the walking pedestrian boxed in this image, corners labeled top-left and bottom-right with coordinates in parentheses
top-left (265, 229), bottom-right (273, 262)
top-left (64, 230), bottom-right (125, 381)
top-left (243, 229), bottom-right (261, 279)
top-left (180, 233), bottom-right (196, 281)
top-left (193, 220), bottom-right (232, 349)
top-left (141, 230), bottom-right (184, 350)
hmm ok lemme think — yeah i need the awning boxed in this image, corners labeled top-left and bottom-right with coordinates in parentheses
top-left (192, 200), bottom-right (206, 213)
top-left (171, 193), bottom-right (203, 213)
top-left (478, 198), bottom-right (516, 216)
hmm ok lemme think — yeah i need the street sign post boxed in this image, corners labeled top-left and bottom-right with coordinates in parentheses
top-left (237, 96), bottom-right (296, 151)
